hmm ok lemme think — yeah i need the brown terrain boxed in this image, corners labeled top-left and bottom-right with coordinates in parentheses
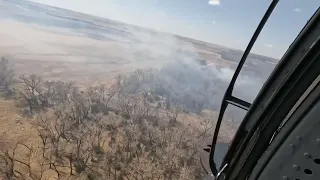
top-left (0, 1), bottom-right (249, 179)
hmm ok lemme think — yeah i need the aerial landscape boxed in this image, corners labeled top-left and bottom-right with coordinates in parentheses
top-left (0, 0), bottom-right (279, 179)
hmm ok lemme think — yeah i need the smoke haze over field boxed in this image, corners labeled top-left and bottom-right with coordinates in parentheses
top-left (1, 1), bottom-right (319, 179)
top-left (0, 0), bottom-right (278, 120)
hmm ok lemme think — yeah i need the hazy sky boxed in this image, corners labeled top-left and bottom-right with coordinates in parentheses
top-left (30, 0), bottom-right (319, 58)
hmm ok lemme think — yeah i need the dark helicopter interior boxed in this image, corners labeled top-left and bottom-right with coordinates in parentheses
top-left (201, 2), bottom-right (320, 180)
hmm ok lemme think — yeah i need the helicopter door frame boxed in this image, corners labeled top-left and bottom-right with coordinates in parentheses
top-left (224, 7), bottom-right (320, 180)
top-left (207, 0), bottom-right (280, 175)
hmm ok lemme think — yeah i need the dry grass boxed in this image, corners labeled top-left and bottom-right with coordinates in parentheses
top-left (0, 99), bottom-right (63, 179)
top-left (0, 99), bottom-right (37, 145)
top-left (0, 104), bottom-right (81, 179)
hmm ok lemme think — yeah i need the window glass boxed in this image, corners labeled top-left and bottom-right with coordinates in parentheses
top-left (0, 0), bottom-right (318, 179)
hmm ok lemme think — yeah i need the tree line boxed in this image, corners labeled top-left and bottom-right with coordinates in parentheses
top-left (0, 57), bottom-right (216, 180)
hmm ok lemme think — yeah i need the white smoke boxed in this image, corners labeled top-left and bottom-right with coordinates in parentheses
top-left (2, 0), bottom-right (275, 119)
top-left (120, 23), bottom-right (269, 117)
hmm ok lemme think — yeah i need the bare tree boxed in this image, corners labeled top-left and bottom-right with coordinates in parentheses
top-left (14, 74), bottom-right (49, 115)
top-left (105, 85), bottom-right (118, 110)
top-left (42, 80), bottom-right (74, 106)
top-left (0, 57), bottom-right (14, 96)
top-left (198, 117), bottom-right (215, 140)
top-left (166, 107), bottom-right (181, 127)
top-left (0, 69), bottom-right (212, 180)
top-left (86, 84), bottom-right (118, 115)
top-left (0, 141), bottom-right (47, 180)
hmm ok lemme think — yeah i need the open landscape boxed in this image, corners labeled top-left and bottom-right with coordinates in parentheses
top-left (0, 0), bottom-right (279, 179)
